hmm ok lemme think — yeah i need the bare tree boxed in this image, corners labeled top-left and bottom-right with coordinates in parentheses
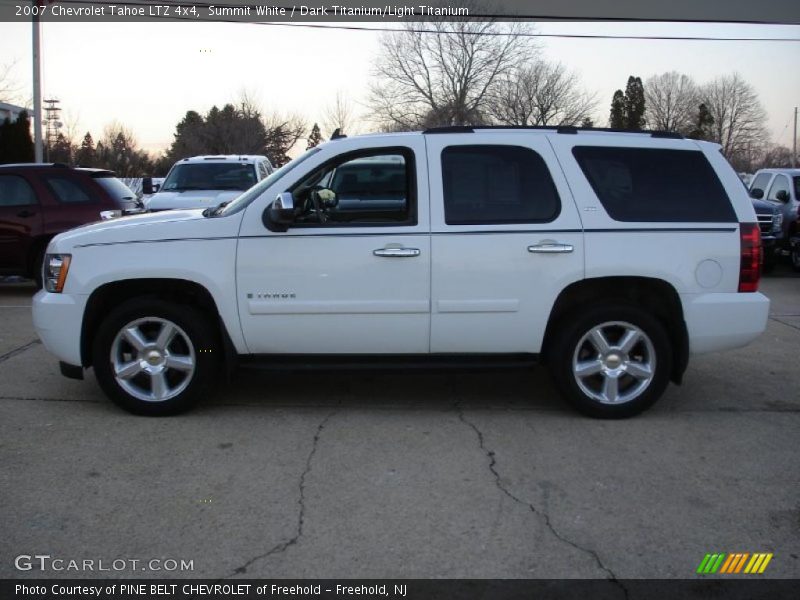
top-left (644, 71), bottom-right (698, 134)
top-left (369, 12), bottom-right (537, 130)
top-left (756, 144), bottom-right (793, 169)
top-left (322, 91), bottom-right (357, 137)
top-left (700, 73), bottom-right (768, 161)
top-left (488, 60), bottom-right (596, 127)
top-left (0, 61), bottom-right (22, 104)
top-left (263, 112), bottom-right (306, 166)
top-left (61, 110), bottom-right (82, 146)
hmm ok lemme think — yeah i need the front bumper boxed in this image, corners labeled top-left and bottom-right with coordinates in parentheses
top-left (32, 289), bottom-right (88, 367)
top-left (682, 292), bottom-right (770, 355)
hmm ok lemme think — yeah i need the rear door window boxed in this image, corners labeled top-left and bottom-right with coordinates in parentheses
top-left (572, 146), bottom-right (736, 222)
top-left (441, 145), bottom-right (560, 225)
top-left (43, 176), bottom-right (96, 204)
top-left (0, 175), bottom-right (37, 206)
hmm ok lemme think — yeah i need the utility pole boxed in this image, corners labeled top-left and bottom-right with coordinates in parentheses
top-left (32, 0), bottom-right (43, 162)
top-left (793, 107), bottom-right (797, 169)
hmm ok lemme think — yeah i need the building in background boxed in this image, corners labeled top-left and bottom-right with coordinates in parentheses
top-left (0, 101), bottom-right (32, 123)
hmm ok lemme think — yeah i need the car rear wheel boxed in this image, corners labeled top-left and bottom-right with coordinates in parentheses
top-left (93, 298), bottom-right (219, 415)
top-left (549, 304), bottom-right (672, 418)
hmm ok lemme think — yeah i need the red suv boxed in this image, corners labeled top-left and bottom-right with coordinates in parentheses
top-left (0, 163), bottom-right (139, 286)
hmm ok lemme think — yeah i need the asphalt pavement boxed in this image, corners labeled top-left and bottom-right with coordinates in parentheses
top-left (1, 268), bottom-right (798, 581)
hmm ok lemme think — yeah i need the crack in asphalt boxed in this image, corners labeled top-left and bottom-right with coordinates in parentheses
top-left (0, 339), bottom-right (40, 364)
top-left (771, 316), bottom-right (800, 332)
top-left (454, 401), bottom-right (629, 600)
top-left (222, 409), bottom-right (337, 578)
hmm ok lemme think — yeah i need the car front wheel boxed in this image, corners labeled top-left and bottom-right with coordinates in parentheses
top-left (791, 243), bottom-right (800, 272)
top-left (549, 304), bottom-right (672, 418)
top-left (93, 298), bottom-right (219, 415)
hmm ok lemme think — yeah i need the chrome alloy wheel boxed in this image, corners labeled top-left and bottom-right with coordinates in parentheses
top-left (110, 317), bottom-right (196, 403)
top-left (572, 321), bottom-right (656, 405)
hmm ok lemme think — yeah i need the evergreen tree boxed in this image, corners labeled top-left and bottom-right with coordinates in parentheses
top-left (623, 76), bottom-right (646, 130)
top-left (0, 111), bottom-right (34, 164)
top-left (0, 117), bottom-right (9, 164)
top-left (49, 132), bottom-right (73, 164)
top-left (580, 117), bottom-right (594, 128)
top-left (307, 123), bottom-right (322, 149)
top-left (167, 110), bottom-right (205, 161)
top-left (688, 103), bottom-right (715, 141)
top-left (609, 90), bottom-right (626, 129)
top-left (75, 132), bottom-right (96, 166)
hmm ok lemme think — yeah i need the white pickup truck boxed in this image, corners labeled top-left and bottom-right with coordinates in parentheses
top-left (32, 126), bottom-right (769, 417)
top-left (144, 154), bottom-right (273, 211)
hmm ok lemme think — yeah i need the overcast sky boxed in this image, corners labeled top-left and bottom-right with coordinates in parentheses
top-left (0, 20), bottom-right (798, 154)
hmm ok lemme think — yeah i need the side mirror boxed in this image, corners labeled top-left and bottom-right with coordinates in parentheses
top-left (775, 190), bottom-right (790, 203)
top-left (264, 192), bottom-right (295, 232)
top-left (142, 178), bottom-right (162, 195)
top-left (750, 188), bottom-right (764, 199)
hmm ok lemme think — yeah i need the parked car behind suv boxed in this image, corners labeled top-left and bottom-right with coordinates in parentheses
top-left (749, 168), bottom-right (800, 262)
top-left (32, 127), bottom-right (769, 418)
top-left (750, 196), bottom-right (784, 271)
top-left (0, 163), bottom-right (139, 286)
top-left (144, 155), bottom-right (273, 211)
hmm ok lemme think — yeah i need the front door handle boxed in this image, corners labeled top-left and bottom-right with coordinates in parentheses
top-left (528, 243), bottom-right (574, 254)
top-left (373, 247), bottom-right (421, 258)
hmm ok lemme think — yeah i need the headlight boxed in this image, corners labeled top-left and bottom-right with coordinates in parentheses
top-left (44, 254), bottom-right (72, 293)
top-left (772, 212), bottom-right (784, 230)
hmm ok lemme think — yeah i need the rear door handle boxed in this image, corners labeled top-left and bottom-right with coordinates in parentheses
top-left (373, 247), bottom-right (421, 258)
top-left (17, 209), bottom-right (36, 218)
top-left (528, 243), bottom-right (574, 254)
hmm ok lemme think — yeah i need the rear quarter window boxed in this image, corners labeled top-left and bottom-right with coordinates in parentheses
top-left (572, 146), bottom-right (736, 223)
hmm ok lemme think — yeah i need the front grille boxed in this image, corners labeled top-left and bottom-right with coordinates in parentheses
top-left (756, 214), bottom-right (773, 235)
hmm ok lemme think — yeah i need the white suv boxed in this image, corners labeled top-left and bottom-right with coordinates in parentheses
top-left (32, 126), bottom-right (769, 418)
top-left (144, 155), bottom-right (273, 211)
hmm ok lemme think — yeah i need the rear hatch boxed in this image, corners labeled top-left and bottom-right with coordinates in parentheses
top-left (88, 171), bottom-right (141, 213)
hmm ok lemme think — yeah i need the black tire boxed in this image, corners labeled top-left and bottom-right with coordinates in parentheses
top-left (92, 297), bottom-right (220, 415)
top-left (548, 303), bottom-right (672, 419)
top-left (791, 245), bottom-right (800, 273)
top-left (762, 253), bottom-right (776, 274)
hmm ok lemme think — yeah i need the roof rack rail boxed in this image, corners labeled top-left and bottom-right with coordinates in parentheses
top-left (423, 126), bottom-right (475, 134)
top-left (422, 125), bottom-right (683, 139)
top-left (0, 162), bottom-right (70, 168)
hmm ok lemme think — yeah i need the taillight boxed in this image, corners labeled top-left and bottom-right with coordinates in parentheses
top-left (738, 223), bottom-right (761, 293)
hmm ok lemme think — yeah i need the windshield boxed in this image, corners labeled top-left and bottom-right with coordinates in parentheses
top-left (161, 162), bottom-right (257, 192)
top-left (217, 147), bottom-right (322, 216)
